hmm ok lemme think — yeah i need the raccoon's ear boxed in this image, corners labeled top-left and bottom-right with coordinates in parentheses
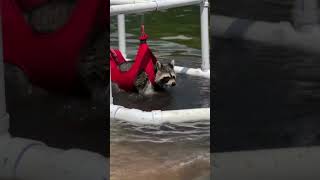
top-left (170, 59), bottom-right (175, 67)
top-left (156, 61), bottom-right (162, 69)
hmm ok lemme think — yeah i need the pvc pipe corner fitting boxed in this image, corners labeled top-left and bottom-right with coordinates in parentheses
top-left (202, 0), bottom-right (209, 7)
top-left (0, 137), bottom-right (107, 180)
top-left (110, 104), bottom-right (122, 119)
top-left (0, 137), bottom-right (44, 178)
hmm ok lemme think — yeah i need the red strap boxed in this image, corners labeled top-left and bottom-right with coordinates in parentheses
top-left (110, 49), bottom-right (119, 63)
top-left (139, 25), bottom-right (148, 41)
top-left (110, 44), bottom-right (157, 91)
top-left (141, 24), bottom-right (145, 35)
top-left (110, 49), bottom-right (126, 65)
top-left (110, 25), bottom-right (158, 91)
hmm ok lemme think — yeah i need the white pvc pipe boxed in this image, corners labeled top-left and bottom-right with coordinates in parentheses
top-left (110, 0), bottom-right (201, 16)
top-left (200, 0), bottom-right (210, 71)
top-left (111, 0), bottom-right (151, 5)
top-left (0, 15), bottom-right (9, 135)
top-left (174, 65), bottom-right (210, 79)
top-left (110, 70), bottom-right (113, 104)
top-left (110, 104), bottom-right (210, 124)
top-left (0, 137), bottom-right (107, 180)
top-left (211, 15), bottom-right (320, 55)
top-left (213, 146), bottom-right (320, 180)
top-left (117, 14), bottom-right (127, 58)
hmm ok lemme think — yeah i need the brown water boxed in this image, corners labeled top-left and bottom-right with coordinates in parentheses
top-left (110, 8), bottom-right (210, 180)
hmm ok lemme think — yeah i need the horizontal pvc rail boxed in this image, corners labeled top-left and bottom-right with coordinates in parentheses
top-left (111, 0), bottom-right (151, 5)
top-left (110, 104), bottom-right (210, 124)
top-left (174, 65), bottom-right (210, 79)
top-left (211, 15), bottom-right (320, 55)
top-left (110, 0), bottom-right (201, 16)
top-left (0, 136), bottom-right (107, 180)
top-left (213, 146), bottom-right (320, 180)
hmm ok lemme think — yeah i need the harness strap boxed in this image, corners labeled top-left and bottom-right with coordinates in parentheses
top-left (110, 48), bottom-right (119, 63)
top-left (139, 25), bottom-right (148, 44)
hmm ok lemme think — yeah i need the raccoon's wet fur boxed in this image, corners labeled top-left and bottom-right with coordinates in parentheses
top-left (116, 60), bottom-right (176, 96)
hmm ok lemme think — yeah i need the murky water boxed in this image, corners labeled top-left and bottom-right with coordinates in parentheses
top-left (110, 7), bottom-right (210, 180)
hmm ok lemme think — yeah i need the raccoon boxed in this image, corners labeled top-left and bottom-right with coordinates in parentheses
top-left (115, 59), bottom-right (176, 96)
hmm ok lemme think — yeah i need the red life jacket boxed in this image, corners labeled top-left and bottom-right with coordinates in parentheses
top-left (1, 0), bottom-right (107, 91)
top-left (110, 30), bottom-right (157, 91)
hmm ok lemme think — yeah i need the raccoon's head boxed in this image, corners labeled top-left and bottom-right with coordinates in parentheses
top-left (155, 59), bottom-right (176, 87)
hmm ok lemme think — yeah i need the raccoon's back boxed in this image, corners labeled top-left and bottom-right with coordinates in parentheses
top-left (117, 61), bottom-right (149, 90)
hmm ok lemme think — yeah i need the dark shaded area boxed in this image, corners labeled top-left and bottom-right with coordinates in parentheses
top-left (4, 1), bottom-right (109, 156)
top-left (213, 38), bottom-right (320, 152)
top-left (6, 63), bottom-right (109, 156)
top-left (212, 0), bottom-right (294, 23)
top-left (211, 0), bottom-right (320, 152)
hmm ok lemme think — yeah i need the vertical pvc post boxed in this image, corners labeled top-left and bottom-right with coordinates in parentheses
top-left (293, 0), bottom-right (319, 32)
top-left (0, 15), bottom-right (9, 134)
top-left (110, 71), bottom-right (113, 104)
top-left (117, 14), bottom-right (126, 58)
top-left (200, 0), bottom-right (210, 71)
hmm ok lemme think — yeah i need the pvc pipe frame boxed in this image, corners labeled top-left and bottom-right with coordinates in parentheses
top-left (200, 0), bottom-right (210, 71)
top-left (111, 0), bottom-right (151, 5)
top-left (117, 14), bottom-right (126, 58)
top-left (210, 15), bottom-right (320, 55)
top-left (213, 146), bottom-right (320, 180)
top-left (0, 137), bottom-right (108, 180)
top-left (113, 0), bottom-right (210, 72)
top-left (174, 65), bottom-right (210, 79)
top-left (0, 16), bottom-right (107, 180)
top-left (110, 104), bottom-right (210, 124)
top-left (109, 65), bottom-right (210, 124)
top-left (110, 0), bottom-right (211, 124)
top-left (110, 0), bottom-right (201, 16)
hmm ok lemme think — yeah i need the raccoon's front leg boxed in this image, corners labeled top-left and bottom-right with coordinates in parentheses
top-left (111, 82), bottom-right (123, 93)
top-left (142, 81), bottom-right (156, 96)
top-left (134, 71), bottom-right (156, 96)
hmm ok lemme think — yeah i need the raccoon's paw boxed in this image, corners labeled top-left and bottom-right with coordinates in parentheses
top-left (141, 83), bottom-right (157, 96)
top-left (142, 91), bottom-right (157, 97)
top-left (111, 82), bottom-right (128, 94)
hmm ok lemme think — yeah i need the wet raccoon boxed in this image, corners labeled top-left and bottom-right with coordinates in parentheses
top-left (116, 60), bottom-right (176, 96)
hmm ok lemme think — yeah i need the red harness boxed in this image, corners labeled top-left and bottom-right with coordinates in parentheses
top-left (1, 0), bottom-right (107, 91)
top-left (110, 27), bottom-right (157, 91)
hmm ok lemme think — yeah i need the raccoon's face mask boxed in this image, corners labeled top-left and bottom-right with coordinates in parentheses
top-left (155, 60), bottom-right (176, 87)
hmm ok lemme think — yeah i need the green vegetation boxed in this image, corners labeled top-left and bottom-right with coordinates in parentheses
top-left (111, 6), bottom-right (201, 49)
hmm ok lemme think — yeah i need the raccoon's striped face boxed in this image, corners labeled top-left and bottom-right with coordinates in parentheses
top-left (155, 60), bottom-right (176, 87)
